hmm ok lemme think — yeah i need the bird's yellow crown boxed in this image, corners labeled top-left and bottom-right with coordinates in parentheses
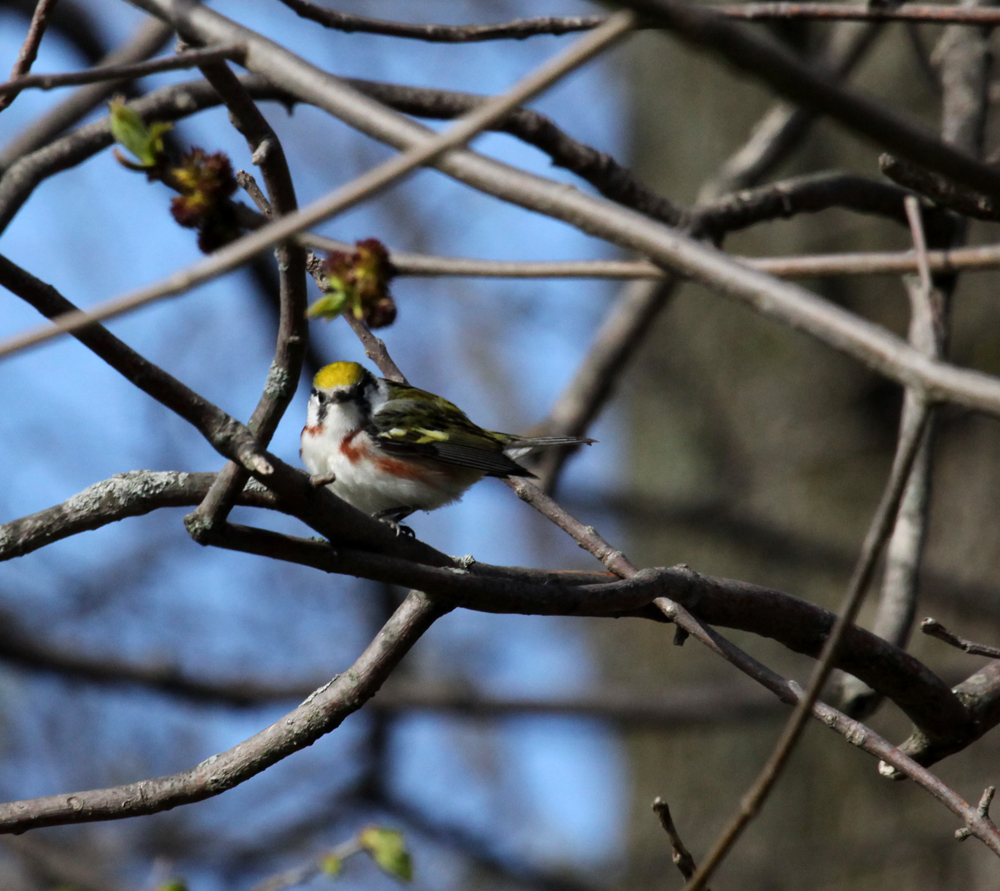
top-left (314, 361), bottom-right (367, 390)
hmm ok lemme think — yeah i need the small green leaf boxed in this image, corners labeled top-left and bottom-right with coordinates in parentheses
top-left (109, 96), bottom-right (171, 168)
top-left (359, 826), bottom-right (412, 882)
top-left (155, 881), bottom-right (189, 891)
top-left (306, 290), bottom-right (351, 319)
top-left (320, 853), bottom-right (343, 876)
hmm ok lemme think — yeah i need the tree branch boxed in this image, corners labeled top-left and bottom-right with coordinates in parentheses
top-left (183, 59), bottom-right (307, 536)
top-left (0, 0), bottom-right (60, 113)
top-left (0, 589), bottom-right (445, 833)
top-left (0, 44), bottom-right (242, 97)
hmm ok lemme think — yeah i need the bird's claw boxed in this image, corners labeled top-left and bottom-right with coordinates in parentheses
top-left (380, 517), bottom-right (415, 538)
top-left (309, 472), bottom-right (337, 487)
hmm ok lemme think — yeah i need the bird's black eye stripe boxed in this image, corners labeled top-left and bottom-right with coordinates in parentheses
top-left (312, 382), bottom-right (370, 410)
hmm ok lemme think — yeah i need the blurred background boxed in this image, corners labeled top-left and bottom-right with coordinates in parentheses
top-left (2, 1), bottom-right (1000, 889)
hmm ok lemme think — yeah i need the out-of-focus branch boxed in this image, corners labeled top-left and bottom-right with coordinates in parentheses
top-left (839, 198), bottom-right (945, 719)
top-left (0, 589), bottom-right (446, 834)
top-left (0, 0), bottom-right (60, 113)
top-left (622, 0), bottom-right (1000, 199)
top-left (0, 17), bottom-right (173, 173)
top-left (534, 278), bottom-right (676, 490)
top-left (699, 17), bottom-right (880, 200)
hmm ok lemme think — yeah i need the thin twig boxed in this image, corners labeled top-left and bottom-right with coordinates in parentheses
top-left (712, 2), bottom-right (1000, 22)
top-left (183, 60), bottom-right (307, 535)
top-left (277, 1), bottom-right (605, 41)
top-left (0, 44), bottom-right (243, 97)
top-left (278, 0), bottom-right (1000, 40)
top-left (0, 0), bottom-right (60, 112)
top-left (652, 798), bottom-right (704, 885)
top-left (682, 380), bottom-right (932, 889)
top-left (921, 619), bottom-right (1000, 659)
top-left (504, 477), bottom-right (638, 578)
top-left (343, 315), bottom-right (407, 384)
top-left (0, 17), bottom-right (174, 173)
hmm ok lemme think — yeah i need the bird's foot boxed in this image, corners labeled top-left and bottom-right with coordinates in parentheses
top-left (309, 472), bottom-right (337, 487)
top-left (375, 508), bottom-right (416, 537)
top-left (380, 517), bottom-right (415, 538)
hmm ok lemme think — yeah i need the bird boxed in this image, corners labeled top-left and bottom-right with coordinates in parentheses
top-left (300, 361), bottom-right (594, 524)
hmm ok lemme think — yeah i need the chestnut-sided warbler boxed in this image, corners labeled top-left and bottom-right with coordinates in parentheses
top-left (300, 362), bottom-right (594, 522)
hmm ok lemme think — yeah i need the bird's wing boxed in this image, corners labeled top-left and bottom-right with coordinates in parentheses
top-left (372, 386), bottom-right (530, 477)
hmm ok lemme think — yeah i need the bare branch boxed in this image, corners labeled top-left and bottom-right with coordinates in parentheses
top-left (699, 18), bottom-right (880, 200)
top-left (839, 198), bottom-right (945, 718)
top-left (503, 477), bottom-right (637, 577)
top-left (654, 598), bottom-right (1000, 858)
top-left (623, 0), bottom-right (1000, 200)
top-left (712, 2), bottom-right (1000, 22)
top-left (0, 9), bottom-right (637, 356)
top-left (0, 44), bottom-right (243, 97)
top-left (0, 255), bottom-right (272, 477)
top-left (343, 315), bottom-right (407, 384)
top-left (0, 17), bottom-right (173, 173)
top-left (0, 590), bottom-right (445, 834)
top-left (345, 76), bottom-right (684, 227)
top-left (183, 60), bottom-right (307, 536)
top-left (921, 619), bottom-right (1000, 659)
top-left (684, 377), bottom-right (932, 888)
top-left (652, 798), bottom-right (704, 885)
top-left (0, 0), bottom-right (60, 113)
top-left (276, 1), bottom-right (605, 42)
top-left (690, 172), bottom-right (954, 242)
top-left (880, 152), bottom-right (1000, 220)
top-left (278, 0), bottom-right (1000, 41)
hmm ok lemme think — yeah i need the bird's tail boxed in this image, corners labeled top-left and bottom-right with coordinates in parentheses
top-left (501, 434), bottom-right (596, 461)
